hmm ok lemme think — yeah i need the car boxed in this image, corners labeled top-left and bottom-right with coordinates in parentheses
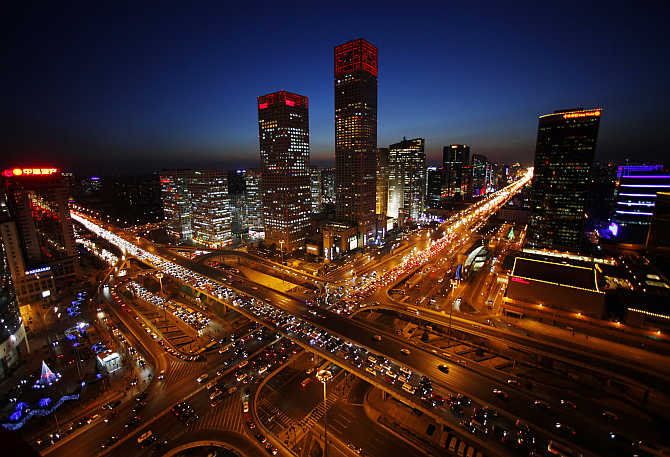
top-left (196, 373), bottom-right (209, 383)
top-left (373, 335), bottom-right (382, 342)
top-left (555, 422), bottom-right (577, 436)
top-left (246, 420), bottom-right (256, 430)
top-left (157, 370), bottom-right (165, 380)
top-left (243, 400), bottom-right (249, 413)
top-left (602, 410), bottom-right (619, 421)
top-left (506, 378), bottom-right (521, 387)
top-left (255, 433), bottom-right (267, 444)
top-left (265, 443), bottom-right (279, 455)
top-left (438, 364), bottom-right (449, 374)
top-left (492, 388), bottom-right (509, 399)
top-left (100, 435), bottom-right (119, 449)
top-left (533, 399), bottom-right (550, 409)
top-left (400, 348), bottom-right (411, 355)
top-left (560, 399), bottom-right (577, 409)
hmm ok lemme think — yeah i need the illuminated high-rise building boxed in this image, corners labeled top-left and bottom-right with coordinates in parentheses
top-left (244, 169), bottom-right (264, 237)
top-left (334, 39), bottom-right (378, 240)
top-left (526, 108), bottom-right (602, 251)
top-left (0, 232), bottom-right (27, 379)
top-left (160, 169), bottom-right (232, 247)
top-left (258, 90), bottom-right (311, 252)
top-left (321, 168), bottom-right (335, 205)
top-left (376, 148), bottom-right (389, 218)
top-left (461, 165), bottom-right (474, 201)
top-left (442, 145), bottom-right (470, 198)
top-left (190, 169), bottom-right (232, 248)
top-left (472, 153), bottom-right (490, 196)
top-left (310, 167), bottom-right (322, 213)
top-left (1, 167), bottom-right (78, 304)
top-left (426, 167), bottom-right (443, 208)
top-left (387, 138), bottom-right (426, 221)
top-left (160, 169), bottom-right (192, 241)
top-left (610, 165), bottom-right (670, 245)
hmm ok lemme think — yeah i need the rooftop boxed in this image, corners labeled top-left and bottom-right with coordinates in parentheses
top-left (511, 257), bottom-right (600, 292)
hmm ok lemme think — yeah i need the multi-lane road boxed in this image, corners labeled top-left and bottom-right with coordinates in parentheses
top-left (67, 169), bottom-right (667, 457)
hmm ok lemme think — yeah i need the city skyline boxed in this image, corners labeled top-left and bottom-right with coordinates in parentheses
top-left (3, 5), bottom-right (670, 457)
top-left (4, 4), bottom-right (669, 174)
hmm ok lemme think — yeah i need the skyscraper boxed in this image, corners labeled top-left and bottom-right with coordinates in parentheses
top-left (160, 169), bottom-right (232, 247)
top-left (610, 165), bottom-right (670, 245)
top-left (0, 232), bottom-right (27, 379)
top-left (426, 167), bottom-right (443, 209)
top-left (258, 90), bottom-right (311, 252)
top-left (190, 169), bottom-right (232, 248)
top-left (160, 169), bottom-right (193, 241)
top-left (376, 148), bottom-right (389, 218)
top-left (472, 153), bottom-right (490, 196)
top-left (321, 168), bottom-right (336, 205)
top-left (334, 38), bottom-right (378, 240)
top-left (442, 145), bottom-right (470, 198)
top-left (243, 169), bottom-right (264, 238)
top-left (387, 138), bottom-right (426, 221)
top-left (1, 167), bottom-right (78, 304)
top-left (647, 192), bottom-right (670, 250)
top-left (310, 167), bottom-right (322, 213)
top-left (526, 108), bottom-right (602, 251)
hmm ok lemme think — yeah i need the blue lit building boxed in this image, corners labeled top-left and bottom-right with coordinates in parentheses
top-left (610, 165), bottom-right (670, 245)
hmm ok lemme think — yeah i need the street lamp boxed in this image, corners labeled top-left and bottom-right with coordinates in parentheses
top-left (156, 272), bottom-right (164, 294)
top-left (316, 369), bottom-right (333, 457)
top-left (279, 240), bottom-right (285, 265)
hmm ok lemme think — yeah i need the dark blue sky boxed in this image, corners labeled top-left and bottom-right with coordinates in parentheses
top-left (4, 3), bottom-right (668, 173)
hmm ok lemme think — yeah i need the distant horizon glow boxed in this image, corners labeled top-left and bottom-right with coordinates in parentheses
top-left (3, 5), bottom-right (669, 174)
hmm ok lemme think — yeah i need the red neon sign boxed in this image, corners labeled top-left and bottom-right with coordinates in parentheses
top-left (2, 168), bottom-right (59, 177)
top-left (510, 276), bottom-right (530, 285)
top-left (563, 110), bottom-right (601, 119)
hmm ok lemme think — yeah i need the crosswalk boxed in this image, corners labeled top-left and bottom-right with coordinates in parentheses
top-left (300, 390), bottom-right (338, 430)
top-left (193, 394), bottom-right (245, 433)
top-left (161, 360), bottom-right (207, 386)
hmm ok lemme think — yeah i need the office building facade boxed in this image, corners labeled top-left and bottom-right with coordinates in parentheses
top-left (443, 144), bottom-right (470, 198)
top-left (310, 167), bottom-right (322, 213)
top-left (526, 108), bottom-right (602, 252)
top-left (426, 167), bottom-right (443, 208)
top-left (334, 38), bottom-right (378, 239)
top-left (258, 90), bottom-right (311, 252)
top-left (190, 169), bottom-right (232, 248)
top-left (321, 168), bottom-right (335, 205)
top-left (244, 169), bottom-right (264, 238)
top-left (647, 192), bottom-right (670, 250)
top-left (376, 148), bottom-right (389, 218)
top-left (1, 168), bottom-right (78, 304)
top-left (160, 169), bottom-right (193, 241)
top-left (0, 236), bottom-right (27, 379)
top-left (160, 169), bottom-right (232, 247)
top-left (387, 138), bottom-right (426, 221)
top-left (472, 153), bottom-right (490, 196)
top-left (611, 165), bottom-right (670, 245)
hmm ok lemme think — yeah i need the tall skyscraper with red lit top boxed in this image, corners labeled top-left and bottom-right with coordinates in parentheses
top-left (257, 90), bottom-right (311, 252)
top-left (334, 38), bottom-right (378, 241)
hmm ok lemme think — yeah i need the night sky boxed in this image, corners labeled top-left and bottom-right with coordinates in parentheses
top-left (4, 3), bottom-right (668, 174)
